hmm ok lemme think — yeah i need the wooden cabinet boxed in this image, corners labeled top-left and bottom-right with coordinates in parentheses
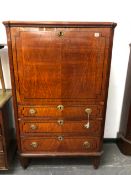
top-left (3, 21), bottom-right (116, 169)
top-left (117, 44), bottom-right (131, 155)
top-left (0, 90), bottom-right (15, 170)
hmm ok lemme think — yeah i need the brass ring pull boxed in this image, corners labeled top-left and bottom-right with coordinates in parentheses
top-left (83, 141), bottom-right (90, 149)
top-left (58, 136), bottom-right (64, 141)
top-left (57, 119), bottom-right (64, 125)
top-left (84, 108), bottom-right (92, 129)
top-left (30, 142), bottom-right (38, 148)
top-left (29, 108), bottom-right (37, 115)
top-left (58, 31), bottom-right (64, 37)
top-left (57, 105), bottom-right (64, 111)
top-left (30, 124), bottom-right (37, 130)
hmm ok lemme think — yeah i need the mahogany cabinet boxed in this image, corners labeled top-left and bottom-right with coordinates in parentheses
top-left (3, 21), bottom-right (116, 169)
top-left (117, 44), bottom-right (131, 155)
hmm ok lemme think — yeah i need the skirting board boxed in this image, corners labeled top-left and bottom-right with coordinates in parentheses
top-left (103, 138), bottom-right (117, 143)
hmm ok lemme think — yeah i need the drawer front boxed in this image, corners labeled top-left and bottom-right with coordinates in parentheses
top-left (18, 105), bottom-right (103, 119)
top-left (21, 136), bottom-right (100, 153)
top-left (0, 138), bottom-right (3, 152)
top-left (0, 154), bottom-right (6, 169)
top-left (19, 119), bottom-right (102, 136)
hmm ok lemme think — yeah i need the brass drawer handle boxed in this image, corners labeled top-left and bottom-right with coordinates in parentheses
top-left (29, 108), bottom-right (37, 115)
top-left (57, 119), bottom-right (64, 125)
top-left (83, 141), bottom-right (90, 149)
top-left (57, 105), bottom-right (64, 111)
top-left (30, 124), bottom-right (37, 130)
top-left (30, 142), bottom-right (38, 148)
top-left (58, 136), bottom-right (64, 141)
top-left (84, 108), bottom-right (92, 129)
top-left (58, 31), bottom-right (64, 37)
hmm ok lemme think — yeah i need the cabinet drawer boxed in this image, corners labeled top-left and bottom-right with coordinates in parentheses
top-left (18, 105), bottom-right (103, 119)
top-left (19, 119), bottom-right (102, 136)
top-left (21, 136), bottom-right (100, 153)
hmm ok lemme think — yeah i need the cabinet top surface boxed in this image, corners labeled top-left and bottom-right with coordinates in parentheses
top-left (3, 21), bottom-right (117, 28)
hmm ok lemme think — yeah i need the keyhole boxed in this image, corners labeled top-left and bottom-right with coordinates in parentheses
top-left (60, 32), bottom-right (62, 36)
top-left (57, 105), bottom-right (64, 111)
top-left (58, 136), bottom-right (64, 141)
top-left (58, 31), bottom-right (64, 37)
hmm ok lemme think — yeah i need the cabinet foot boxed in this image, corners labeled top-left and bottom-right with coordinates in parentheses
top-left (19, 156), bottom-right (30, 169)
top-left (92, 156), bottom-right (100, 169)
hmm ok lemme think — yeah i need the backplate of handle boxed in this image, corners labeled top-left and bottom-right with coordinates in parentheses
top-left (29, 108), bottom-right (37, 115)
top-left (30, 142), bottom-right (38, 148)
top-left (30, 124), bottom-right (38, 130)
top-left (83, 141), bottom-right (90, 149)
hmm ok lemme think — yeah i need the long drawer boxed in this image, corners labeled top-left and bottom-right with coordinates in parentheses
top-left (21, 136), bottom-right (100, 153)
top-left (18, 105), bottom-right (103, 119)
top-left (19, 119), bottom-right (102, 136)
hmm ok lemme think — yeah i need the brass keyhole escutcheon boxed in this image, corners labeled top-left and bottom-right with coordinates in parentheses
top-left (30, 124), bottom-right (37, 130)
top-left (58, 31), bottom-right (64, 37)
top-left (57, 105), bottom-right (64, 111)
top-left (57, 119), bottom-right (64, 125)
top-left (83, 141), bottom-right (90, 149)
top-left (30, 142), bottom-right (38, 148)
top-left (58, 136), bottom-right (64, 141)
top-left (29, 108), bottom-right (37, 115)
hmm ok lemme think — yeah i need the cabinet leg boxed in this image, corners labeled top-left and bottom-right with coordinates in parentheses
top-left (19, 156), bottom-right (30, 169)
top-left (92, 156), bottom-right (100, 169)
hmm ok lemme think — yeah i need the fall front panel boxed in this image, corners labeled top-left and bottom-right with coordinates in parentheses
top-left (11, 28), bottom-right (108, 103)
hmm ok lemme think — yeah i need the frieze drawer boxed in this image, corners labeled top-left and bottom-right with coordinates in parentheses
top-left (18, 105), bottom-right (103, 119)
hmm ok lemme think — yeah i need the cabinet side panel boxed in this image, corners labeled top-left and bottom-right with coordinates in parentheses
top-left (5, 26), bottom-right (22, 152)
